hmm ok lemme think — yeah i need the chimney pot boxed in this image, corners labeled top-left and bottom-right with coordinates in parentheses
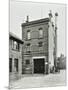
top-left (48, 10), bottom-right (53, 21)
top-left (49, 10), bottom-right (53, 17)
top-left (55, 12), bottom-right (58, 16)
top-left (26, 15), bottom-right (29, 22)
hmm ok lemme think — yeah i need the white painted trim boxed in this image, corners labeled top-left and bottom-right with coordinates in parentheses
top-left (32, 56), bottom-right (46, 59)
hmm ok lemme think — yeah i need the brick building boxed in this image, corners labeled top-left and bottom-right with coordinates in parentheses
top-left (21, 12), bottom-right (58, 74)
top-left (9, 32), bottom-right (23, 80)
top-left (57, 54), bottom-right (66, 69)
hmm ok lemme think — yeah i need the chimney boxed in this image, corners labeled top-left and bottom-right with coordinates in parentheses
top-left (26, 15), bottom-right (29, 23)
top-left (48, 10), bottom-right (53, 21)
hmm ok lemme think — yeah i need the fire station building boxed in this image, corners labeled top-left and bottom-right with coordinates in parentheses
top-left (21, 12), bottom-right (58, 74)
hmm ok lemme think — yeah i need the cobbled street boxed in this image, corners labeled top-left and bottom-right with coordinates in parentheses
top-left (9, 70), bottom-right (66, 89)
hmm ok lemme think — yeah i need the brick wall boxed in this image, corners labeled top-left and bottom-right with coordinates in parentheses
top-left (9, 39), bottom-right (23, 80)
top-left (22, 22), bottom-right (49, 74)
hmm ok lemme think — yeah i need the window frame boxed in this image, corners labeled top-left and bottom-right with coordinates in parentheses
top-left (39, 28), bottom-right (43, 38)
top-left (27, 30), bottom-right (31, 40)
top-left (25, 59), bottom-right (30, 65)
top-left (9, 58), bottom-right (12, 72)
top-left (12, 40), bottom-right (20, 51)
top-left (38, 42), bottom-right (43, 47)
top-left (14, 59), bottom-right (18, 72)
top-left (26, 43), bottom-right (31, 53)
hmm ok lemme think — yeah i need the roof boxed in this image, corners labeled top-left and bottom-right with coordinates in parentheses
top-left (9, 32), bottom-right (24, 44)
top-left (21, 18), bottom-right (49, 27)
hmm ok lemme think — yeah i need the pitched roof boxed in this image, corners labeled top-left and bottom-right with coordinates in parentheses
top-left (9, 32), bottom-right (24, 44)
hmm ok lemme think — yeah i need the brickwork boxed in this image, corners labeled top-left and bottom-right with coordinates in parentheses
top-left (22, 18), bottom-right (55, 74)
top-left (9, 33), bottom-right (23, 80)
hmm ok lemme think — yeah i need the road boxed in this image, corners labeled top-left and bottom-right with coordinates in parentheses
top-left (9, 70), bottom-right (66, 89)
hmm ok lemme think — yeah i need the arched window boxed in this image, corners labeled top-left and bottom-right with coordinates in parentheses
top-left (13, 41), bottom-right (19, 51)
top-left (39, 28), bottom-right (43, 38)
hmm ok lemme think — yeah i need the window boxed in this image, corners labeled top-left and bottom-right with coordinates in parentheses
top-left (39, 28), bottom-right (43, 38)
top-left (27, 51), bottom-right (31, 53)
top-left (9, 58), bottom-right (12, 72)
top-left (38, 42), bottom-right (43, 47)
top-left (26, 43), bottom-right (31, 53)
top-left (26, 60), bottom-right (30, 65)
top-left (27, 30), bottom-right (31, 40)
top-left (13, 41), bottom-right (20, 51)
top-left (14, 41), bottom-right (17, 49)
top-left (27, 43), bottom-right (30, 46)
top-left (14, 59), bottom-right (18, 72)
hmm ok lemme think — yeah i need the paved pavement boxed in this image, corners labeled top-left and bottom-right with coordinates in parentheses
top-left (9, 70), bottom-right (66, 89)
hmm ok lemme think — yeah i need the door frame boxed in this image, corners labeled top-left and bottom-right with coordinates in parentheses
top-left (32, 56), bottom-right (46, 74)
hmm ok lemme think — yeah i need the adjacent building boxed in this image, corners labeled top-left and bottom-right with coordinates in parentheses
top-left (21, 12), bottom-right (58, 74)
top-left (57, 54), bottom-right (66, 69)
top-left (9, 32), bottom-right (24, 80)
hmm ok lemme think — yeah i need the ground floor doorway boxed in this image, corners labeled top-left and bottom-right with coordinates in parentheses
top-left (34, 58), bottom-right (45, 74)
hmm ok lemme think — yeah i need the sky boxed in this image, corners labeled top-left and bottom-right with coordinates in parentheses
top-left (10, 0), bottom-right (66, 57)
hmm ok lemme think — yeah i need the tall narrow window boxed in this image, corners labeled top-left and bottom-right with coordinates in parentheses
top-left (14, 41), bottom-right (17, 49)
top-left (26, 43), bottom-right (31, 53)
top-left (9, 58), bottom-right (12, 72)
top-left (14, 59), bottom-right (18, 72)
top-left (13, 41), bottom-right (19, 51)
top-left (39, 28), bottom-right (43, 38)
top-left (27, 30), bottom-right (31, 40)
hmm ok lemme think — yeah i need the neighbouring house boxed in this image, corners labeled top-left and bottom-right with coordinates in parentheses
top-left (57, 54), bottom-right (66, 69)
top-left (9, 32), bottom-right (24, 81)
